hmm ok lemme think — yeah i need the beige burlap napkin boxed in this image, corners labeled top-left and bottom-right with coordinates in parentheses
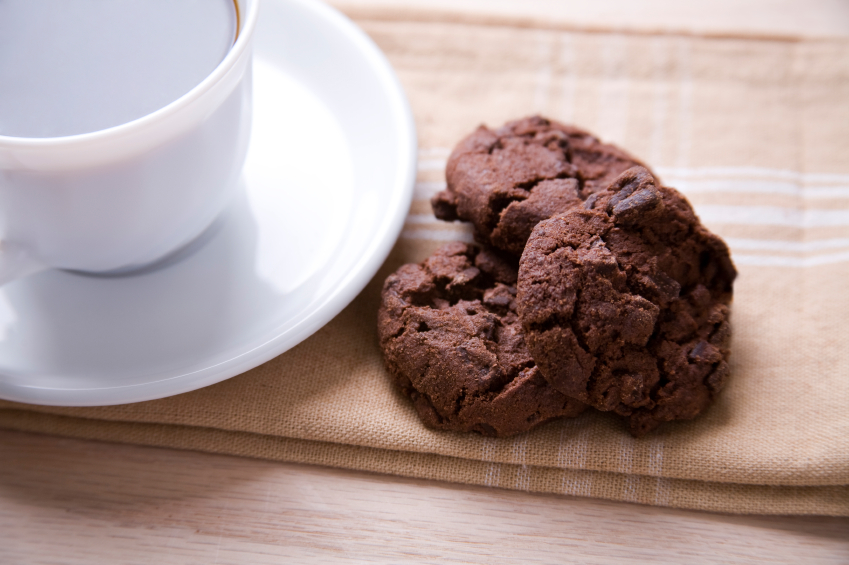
top-left (2, 8), bottom-right (849, 516)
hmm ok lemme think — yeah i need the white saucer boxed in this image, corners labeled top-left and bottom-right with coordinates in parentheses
top-left (0, 0), bottom-right (416, 406)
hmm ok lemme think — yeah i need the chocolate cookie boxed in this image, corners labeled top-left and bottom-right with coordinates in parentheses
top-left (432, 116), bottom-right (654, 256)
top-left (517, 167), bottom-right (736, 437)
top-left (378, 242), bottom-right (586, 437)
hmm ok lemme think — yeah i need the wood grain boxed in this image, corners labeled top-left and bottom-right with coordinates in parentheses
top-left (331, 0), bottom-right (849, 40)
top-left (1, 430), bottom-right (847, 564)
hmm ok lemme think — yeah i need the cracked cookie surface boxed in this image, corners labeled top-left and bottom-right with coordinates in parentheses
top-left (517, 167), bottom-right (737, 436)
top-left (378, 242), bottom-right (586, 437)
top-left (432, 116), bottom-right (653, 256)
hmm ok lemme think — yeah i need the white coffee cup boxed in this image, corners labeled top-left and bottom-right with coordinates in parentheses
top-left (0, 0), bottom-right (258, 285)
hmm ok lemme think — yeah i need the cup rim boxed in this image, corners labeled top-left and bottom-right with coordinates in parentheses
top-left (0, 0), bottom-right (259, 148)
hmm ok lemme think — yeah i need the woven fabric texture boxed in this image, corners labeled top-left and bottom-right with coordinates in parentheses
top-left (2, 10), bottom-right (848, 516)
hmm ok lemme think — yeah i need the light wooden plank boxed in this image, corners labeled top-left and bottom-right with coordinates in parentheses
top-left (331, 0), bottom-right (849, 39)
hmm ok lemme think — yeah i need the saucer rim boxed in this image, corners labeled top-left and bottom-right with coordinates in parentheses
top-left (0, 0), bottom-right (416, 406)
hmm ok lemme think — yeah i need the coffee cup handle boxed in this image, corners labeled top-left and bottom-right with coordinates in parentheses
top-left (0, 242), bottom-right (47, 286)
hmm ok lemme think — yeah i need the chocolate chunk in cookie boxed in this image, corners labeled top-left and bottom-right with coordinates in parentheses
top-left (517, 167), bottom-right (736, 437)
top-left (432, 116), bottom-right (654, 255)
top-left (378, 242), bottom-right (586, 437)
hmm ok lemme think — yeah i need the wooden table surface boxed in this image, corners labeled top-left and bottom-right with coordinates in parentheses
top-left (1, 429), bottom-right (847, 564)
